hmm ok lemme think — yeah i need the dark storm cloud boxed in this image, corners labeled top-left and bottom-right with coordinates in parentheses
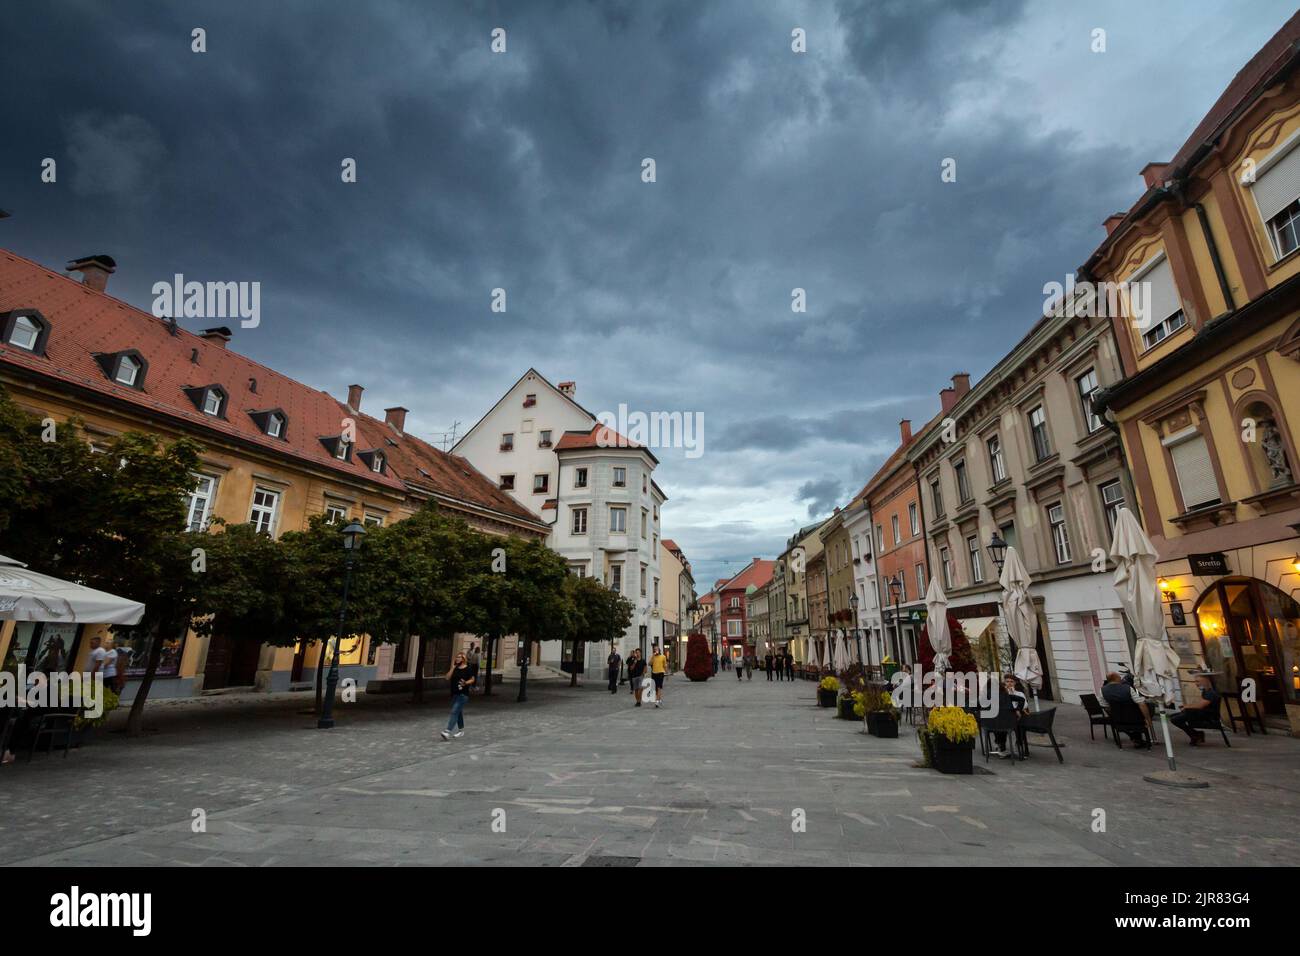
top-left (796, 477), bottom-right (843, 521)
top-left (1, 0), bottom-right (1292, 590)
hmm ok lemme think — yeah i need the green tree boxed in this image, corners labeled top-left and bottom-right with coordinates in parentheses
top-left (562, 575), bottom-right (635, 687)
top-left (353, 506), bottom-right (479, 704)
top-left (0, 387), bottom-right (208, 734)
top-left (509, 538), bottom-right (573, 702)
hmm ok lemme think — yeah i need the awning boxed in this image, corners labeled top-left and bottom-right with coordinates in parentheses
top-left (0, 554), bottom-right (146, 626)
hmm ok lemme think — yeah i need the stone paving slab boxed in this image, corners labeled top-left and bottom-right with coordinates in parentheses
top-left (2, 671), bottom-right (1298, 866)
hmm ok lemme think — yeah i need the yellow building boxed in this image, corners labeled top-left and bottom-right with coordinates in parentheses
top-left (1091, 15), bottom-right (1300, 733)
top-left (0, 248), bottom-right (548, 699)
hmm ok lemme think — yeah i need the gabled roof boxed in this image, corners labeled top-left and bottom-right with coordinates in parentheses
top-left (451, 367), bottom-right (595, 453)
top-left (719, 558), bottom-right (775, 593)
top-left (0, 249), bottom-right (546, 532)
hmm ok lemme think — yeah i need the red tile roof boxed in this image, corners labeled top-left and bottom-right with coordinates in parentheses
top-left (719, 559), bottom-right (774, 593)
top-left (661, 538), bottom-right (679, 552)
top-left (554, 424), bottom-right (660, 463)
top-left (0, 249), bottom-right (546, 531)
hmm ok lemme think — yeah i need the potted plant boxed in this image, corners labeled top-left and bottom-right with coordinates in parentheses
top-left (817, 675), bottom-right (839, 708)
top-left (837, 692), bottom-right (856, 720)
top-left (923, 706), bottom-right (977, 774)
top-left (71, 685), bottom-right (120, 746)
top-left (862, 690), bottom-right (900, 738)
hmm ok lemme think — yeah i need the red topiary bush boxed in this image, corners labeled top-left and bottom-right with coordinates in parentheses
top-left (684, 632), bottom-right (712, 682)
top-left (918, 612), bottom-right (977, 674)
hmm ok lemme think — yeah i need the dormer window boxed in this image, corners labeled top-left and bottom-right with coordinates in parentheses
top-left (182, 384), bottom-right (228, 418)
top-left (249, 408), bottom-right (288, 440)
top-left (319, 435), bottom-right (352, 461)
top-left (116, 355), bottom-right (141, 386)
top-left (92, 349), bottom-right (148, 390)
top-left (356, 449), bottom-right (386, 474)
top-left (3, 310), bottom-right (49, 353)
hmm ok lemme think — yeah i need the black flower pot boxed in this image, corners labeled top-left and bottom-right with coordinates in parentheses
top-left (867, 712), bottom-right (899, 738)
top-left (930, 735), bottom-right (974, 774)
top-left (837, 698), bottom-right (856, 720)
top-left (817, 688), bottom-right (838, 708)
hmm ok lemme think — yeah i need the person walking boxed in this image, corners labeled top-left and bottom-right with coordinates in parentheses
top-left (440, 651), bottom-right (476, 740)
top-left (784, 650), bottom-right (794, 682)
top-left (649, 644), bottom-right (668, 707)
top-left (744, 655), bottom-right (753, 681)
top-left (628, 649), bottom-right (646, 706)
top-left (607, 645), bottom-right (622, 694)
top-left (764, 652), bottom-right (774, 681)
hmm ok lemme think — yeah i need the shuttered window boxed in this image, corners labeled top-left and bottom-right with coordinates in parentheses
top-left (1129, 255), bottom-right (1180, 331)
top-left (1168, 433), bottom-right (1220, 510)
top-left (1249, 140), bottom-right (1300, 224)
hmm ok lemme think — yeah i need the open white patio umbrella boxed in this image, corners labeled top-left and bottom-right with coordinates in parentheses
top-left (924, 577), bottom-right (951, 674)
top-left (1109, 507), bottom-right (1182, 770)
top-left (998, 545), bottom-right (1041, 709)
top-left (0, 554), bottom-right (145, 625)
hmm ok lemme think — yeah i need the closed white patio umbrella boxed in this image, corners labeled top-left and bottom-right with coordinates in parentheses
top-left (1109, 507), bottom-right (1182, 772)
top-left (998, 546), bottom-right (1040, 709)
top-left (0, 554), bottom-right (145, 625)
top-left (1109, 509), bottom-right (1180, 703)
top-left (1013, 647), bottom-right (1044, 710)
top-left (924, 576), bottom-right (951, 674)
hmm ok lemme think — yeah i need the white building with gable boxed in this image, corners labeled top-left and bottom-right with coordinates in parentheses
top-left (453, 370), bottom-right (665, 679)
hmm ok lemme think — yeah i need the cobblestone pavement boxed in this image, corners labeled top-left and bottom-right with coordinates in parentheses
top-left (3, 671), bottom-right (1298, 866)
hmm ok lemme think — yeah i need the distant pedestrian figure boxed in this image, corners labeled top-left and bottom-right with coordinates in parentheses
top-left (784, 651), bottom-right (794, 681)
top-left (440, 652), bottom-right (476, 740)
top-left (736, 655), bottom-right (744, 680)
top-left (744, 656), bottom-right (753, 681)
top-left (607, 647), bottom-right (622, 694)
top-left (764, 653), bottom-right (774, 681)
top-left (628, 650), bottom-right (646, 706)
top-left (650, 644), bottom-right (668, 707)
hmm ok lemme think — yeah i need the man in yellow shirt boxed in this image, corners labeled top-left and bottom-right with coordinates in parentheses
top-left (649, 644), bottom-right (668, 708)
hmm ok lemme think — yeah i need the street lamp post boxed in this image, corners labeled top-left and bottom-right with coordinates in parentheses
top-left (888, 572), bottom-right (904, 666)
top-left (318, 521), bottom-right (367, 730)
top-left (988, 531), bottom-right (1011, 674)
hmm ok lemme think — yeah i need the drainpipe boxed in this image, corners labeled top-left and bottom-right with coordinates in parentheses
top-left (1091, 385), bottom-right (1145, 528)
top-left (1194, 201), bottom-right (1235, 313)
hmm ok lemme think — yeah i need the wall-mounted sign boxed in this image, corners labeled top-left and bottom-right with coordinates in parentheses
top-left (1188, 553), bottom-right (1229, 576)
top-left (1169, 602), bottom-right (1186, 626)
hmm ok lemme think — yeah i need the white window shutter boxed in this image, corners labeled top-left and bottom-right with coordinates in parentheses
top-left (1250, 142), bottom-right (1300, 223)
top-left (1130, 256), bottom-right (1180, 329)
top-left (1169, 434), bottom-right (1219, 509)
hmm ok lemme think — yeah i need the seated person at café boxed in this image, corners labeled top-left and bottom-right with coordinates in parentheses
top-left (1169, 672), bottom-right (1223, 746)
top-left (1102, 671), bottom-right (1152, 748)
top-left (990, 674), bottom-right (1028, 758)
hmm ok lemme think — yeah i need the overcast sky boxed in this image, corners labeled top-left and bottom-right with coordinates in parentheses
top-left (3, 0), bottom-right (1294, 588)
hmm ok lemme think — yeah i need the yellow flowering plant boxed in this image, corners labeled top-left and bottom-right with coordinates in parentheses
top-left (819, 675), bottom-right (840, 692)
top-left (926, 706), bottom-right (977, 744)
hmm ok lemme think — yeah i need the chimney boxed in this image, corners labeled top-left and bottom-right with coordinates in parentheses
top-left (940, 386), bottom-right (958, 414)
top-left (347, 384), bottom-right (364, 411)
top-left (200, 326), bottom-right (232, 348)
top-left (899, 419), bottom-right (912, 445)
top-left (1103, 213), bottom-right (1126, 236)
top-left (65, 254), bottom-right (117, 292)
top-left (951, 372), bottom-right (971, 397)
top-left (1140, 162), bottom-right (1171, 189)
top-left (558, 381), bottom-right (576, 397)
top-left (384, 406), bottom-right (408, 433)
